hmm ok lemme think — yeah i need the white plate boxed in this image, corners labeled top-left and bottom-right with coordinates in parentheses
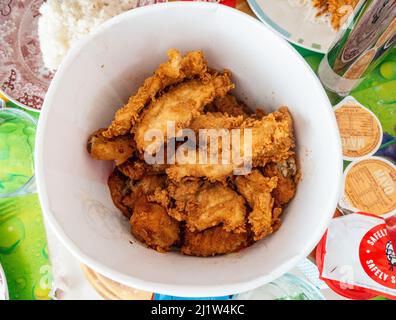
top-left (247, 0), bottom-right (340, 53)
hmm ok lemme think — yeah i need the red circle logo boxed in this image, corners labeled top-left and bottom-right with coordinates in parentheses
top-left (359, 224), bottom-right (396, 289)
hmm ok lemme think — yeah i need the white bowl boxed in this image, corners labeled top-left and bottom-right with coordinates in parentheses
top-left (35, 2), bottom-right (342, 297)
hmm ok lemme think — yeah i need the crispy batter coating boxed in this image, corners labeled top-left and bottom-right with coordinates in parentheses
top-left (87, 129), bottom-right (134, 165)
top-left (130, 197), bottom-right (180, 252)
top-left (166, 179), bottom-right (202, 221)
top-left (248, 107), bottom-right (295, 166)
top-left (103, 49), bottom-right (208, 138)
top-left (122, 175), bottom-right (167, 211)
top-left (166, 107), bottom-right (294, 182)
top-left (263, 156), bottom-right (298, 207)
top-left (181, 227), bottom-right (248, 257)
top-left (168, 180), bottom-right (246, 233)
top-left (108, 169), bottom-right (132, 218)
top-left (188, 112), bottom-right (244, 132)
top-left (134, 72), bottom-right (234, 154)
top-left (212, 95), bottom-right (251, 117)
top-left (235, 170), bottom-right (278, 241)
top-left (117, 159), bottom-right (166, 181)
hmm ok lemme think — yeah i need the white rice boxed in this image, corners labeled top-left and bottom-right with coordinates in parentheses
top-left (38, 0), bottom-right (139, 70)
top-left (286, 0), bottom-right (331, 26)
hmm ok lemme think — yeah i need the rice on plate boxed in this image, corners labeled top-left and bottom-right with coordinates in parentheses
top-left (38, 0), bottom-right (139, 70)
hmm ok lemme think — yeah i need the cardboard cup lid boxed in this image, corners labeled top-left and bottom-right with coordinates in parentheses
top-left (334, 97), bottom-right (382, 161)
top-left (342, 157), bottom-right (396, 216)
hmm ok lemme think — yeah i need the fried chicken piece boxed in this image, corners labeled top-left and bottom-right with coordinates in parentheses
top-left (108, 169), bottom-right (132, 218)
top-left (87, 129), bottom-right (134, 165)
top-left (168, 180), bottom-right (246, 233)
top-left (188, 112), bottom-right (244, 132)
top-left (130, 197), bottom-right (180, 252)
top-left (122, 175), bottom-right (167, 211)
top-left (117, 159), bottom-right (148, 181)
top-left (181, 227), bottom-right (248, 257)
top-left (102, 49), bottom-right (208, 138)
top-left (249, 107), bottom-right (295, 166)
top-left (167, 150), bottom-right (236, 183)
top-left (209, 94), bottom-right (251, 117)
top-left (166, 107), bottom-right (294, 182)
top-left (166, 179), bottom-right (202, 221)
top-left (147, 188), bottom-right (170, 209)
top-left (134, 72), bottom-right (234, 154)
top-left (117, 159), bottom-right (166, 181)
top-left (263, 156), bottom-right (298, 207)
top-left (235, 170), bottom-right (278, 241)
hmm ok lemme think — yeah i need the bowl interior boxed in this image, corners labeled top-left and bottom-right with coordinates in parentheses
top-left (36, 3), bottom-right (342, 297)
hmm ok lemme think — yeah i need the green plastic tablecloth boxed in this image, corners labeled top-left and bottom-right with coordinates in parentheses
top-left (0, 43), bottom-right (395, 300)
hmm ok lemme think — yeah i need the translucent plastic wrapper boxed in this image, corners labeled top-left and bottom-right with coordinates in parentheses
top-left (317, 212), bottom-right (396, 299)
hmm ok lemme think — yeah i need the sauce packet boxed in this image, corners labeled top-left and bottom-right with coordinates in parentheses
top-left (317, 212), bottom-right (396, 299)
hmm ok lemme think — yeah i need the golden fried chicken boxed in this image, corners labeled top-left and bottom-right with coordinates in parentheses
top-left (167, 150), bottom-right (235, 183)
top-left (168, 180), bottom-right (246, 233)
top-left (108, 169), bottom-right (132, 218)
top-left (166, 179), bottom-right (202, 221)
top-left (210, 94), bottom-right (251, 117)
top-left (166, 107), bottom-right (294, 182)
top-left (188, 112), bottom-right (244, 132)
top-left (87, 129), bottom-right (134, 165)
top-left (130, 197), bottom-right (180, 252)
top-left (181, 227), bottom-right (248, 257)
top-left (249, 107), bottom-right (295, 166)
top-left (117, 159), bottom-right (148, 181)
top-left (122, 175), bottom-right (167, 211)
top-left (117, 159), bottom-right (166, 181)
top-left (134, 72), bottom-right (234, 154)
top-left (263, 156), bottom-right (298, 207)
top-left (103, 49), bottom-right (208, 138)
top-left (235, 170), bottom-right (278, 241)
top-left (89, 48), bottom-right (300, 257)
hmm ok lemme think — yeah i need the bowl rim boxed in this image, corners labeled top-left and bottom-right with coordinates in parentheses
top-left (35, 1), bottom-right (343, 297)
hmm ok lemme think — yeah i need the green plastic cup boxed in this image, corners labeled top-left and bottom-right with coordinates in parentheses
top-left (0, 108), bottom-right (36, 198)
